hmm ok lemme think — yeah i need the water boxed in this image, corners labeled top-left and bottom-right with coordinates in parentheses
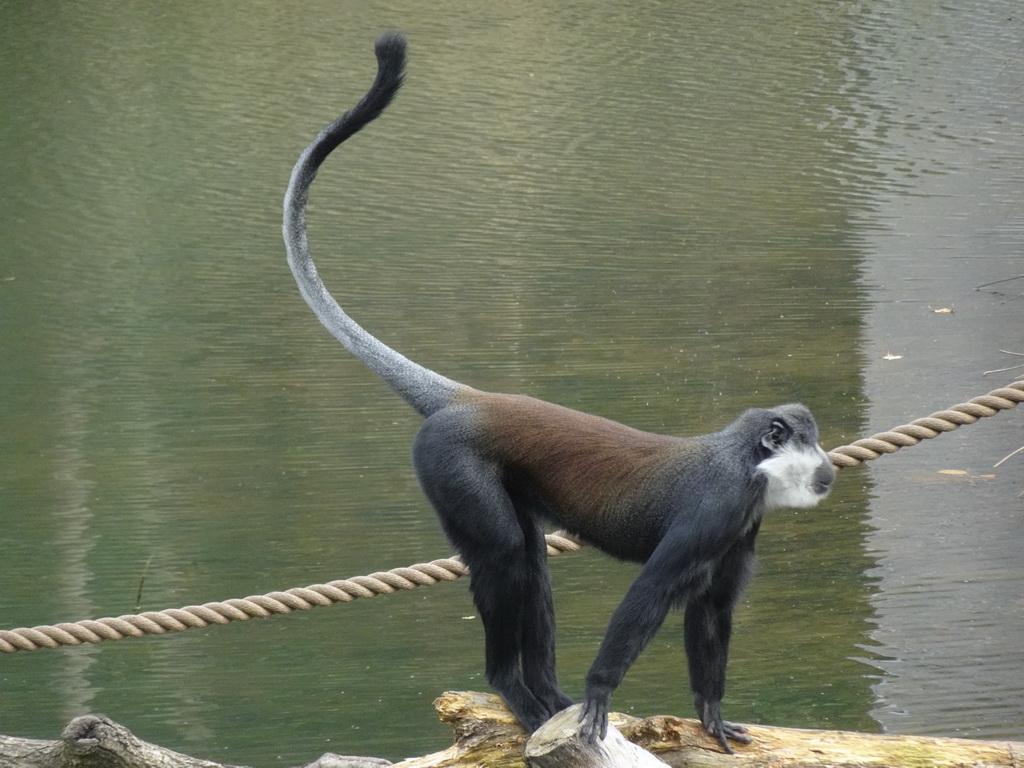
top-left (846, 3), bottom-right (1024, 740)
top-left (1, 2), bottom-right (1021, 765)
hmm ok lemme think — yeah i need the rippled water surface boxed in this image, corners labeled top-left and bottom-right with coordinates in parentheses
top-left (1, 2), bottom-right (1021, 765)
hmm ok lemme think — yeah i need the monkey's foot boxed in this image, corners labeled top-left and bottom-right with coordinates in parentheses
top-left (704, 719), bottom-right (752, 754)
top-left (696, 698), bottom-right (753, 754)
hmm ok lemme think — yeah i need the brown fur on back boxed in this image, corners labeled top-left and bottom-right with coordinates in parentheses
top-left (459, 390), bottom-right (700, 559)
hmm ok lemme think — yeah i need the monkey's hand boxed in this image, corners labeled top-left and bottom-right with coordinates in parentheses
top-left (578, 694), bottom-right (609, 744)
top-left (695, 695), bottom-right (752, 754)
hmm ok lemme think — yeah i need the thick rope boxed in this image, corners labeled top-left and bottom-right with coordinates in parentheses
top-left (2, 381), bottom-right (1020, 655)
top-left (0, 533), bottom-right (583, 654)
top-left (826, 382), bottom-right (1023, 467)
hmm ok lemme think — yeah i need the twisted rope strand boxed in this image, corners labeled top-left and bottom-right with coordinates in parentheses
top-left (2, 382), bottom-right (1020, 655)
top-left (826, 383), bottom-right (1022, 468)
top-left (0, 541), bottom-right (582, 654)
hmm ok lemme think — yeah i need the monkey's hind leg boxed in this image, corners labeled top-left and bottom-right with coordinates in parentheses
top-left (413, 414), bottom-right (559, 731)
top-left (519, 516), bottom-right (575, 715)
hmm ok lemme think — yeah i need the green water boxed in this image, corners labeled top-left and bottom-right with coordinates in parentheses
top-left (1, 2), bottom-right (1021, 765)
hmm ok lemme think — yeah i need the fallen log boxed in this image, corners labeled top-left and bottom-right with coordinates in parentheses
top-left (0, 714), bottom-right (388, 768)
top-left (1, 691), bottom-right (1021, 768)
top-left (396, 692), bottom-right (1024, 768)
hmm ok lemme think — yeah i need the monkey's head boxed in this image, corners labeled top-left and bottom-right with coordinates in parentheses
top-left (746, 403), bottom-right (835, 511)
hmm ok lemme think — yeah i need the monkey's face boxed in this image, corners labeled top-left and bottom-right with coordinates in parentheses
top-left (757, 439), bottom-right (835, 511)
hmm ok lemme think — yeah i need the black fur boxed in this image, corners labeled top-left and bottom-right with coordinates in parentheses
top-left (282, 35), bottom-right (835, 753)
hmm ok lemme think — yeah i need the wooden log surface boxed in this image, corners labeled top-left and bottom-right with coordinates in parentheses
top-left (1, 691), bottom-right (1021, 768)
top-left (397, 692), bottom-right (1024, 768)
top-left (523, 704), bottom-right (670, 767)
top-left (0, 713), bottom-right (388, 768)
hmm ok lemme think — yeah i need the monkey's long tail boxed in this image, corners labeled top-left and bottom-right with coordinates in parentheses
top-left (283, 33), bottom-right (460, 418)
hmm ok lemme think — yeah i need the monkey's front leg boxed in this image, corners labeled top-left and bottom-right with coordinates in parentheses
top-left (685, 533), bottom-right (757, 753)
top-left (579, 568), bottom-right (676, 743)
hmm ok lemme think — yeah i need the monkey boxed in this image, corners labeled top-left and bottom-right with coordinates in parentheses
top-left (282, 33), bottom-right (836, 753)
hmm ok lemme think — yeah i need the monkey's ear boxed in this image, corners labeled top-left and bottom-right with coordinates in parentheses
top-left (761, 419), bottom-right (791, 451)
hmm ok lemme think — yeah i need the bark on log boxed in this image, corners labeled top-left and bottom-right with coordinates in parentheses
top-left (1, 692), bottom-right (1022, 768)
top-left (390, 692), bottom-right (1024, 768)
top-left (0, 714), bottom-right (386, 768)
top-left (0, 714), bottom-right (238, 768)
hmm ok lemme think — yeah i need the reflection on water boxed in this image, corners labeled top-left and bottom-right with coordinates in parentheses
top-left (0, 1), bottom-right (1020, 765)
top-left (842, 2), bottom-right (1024, 741)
